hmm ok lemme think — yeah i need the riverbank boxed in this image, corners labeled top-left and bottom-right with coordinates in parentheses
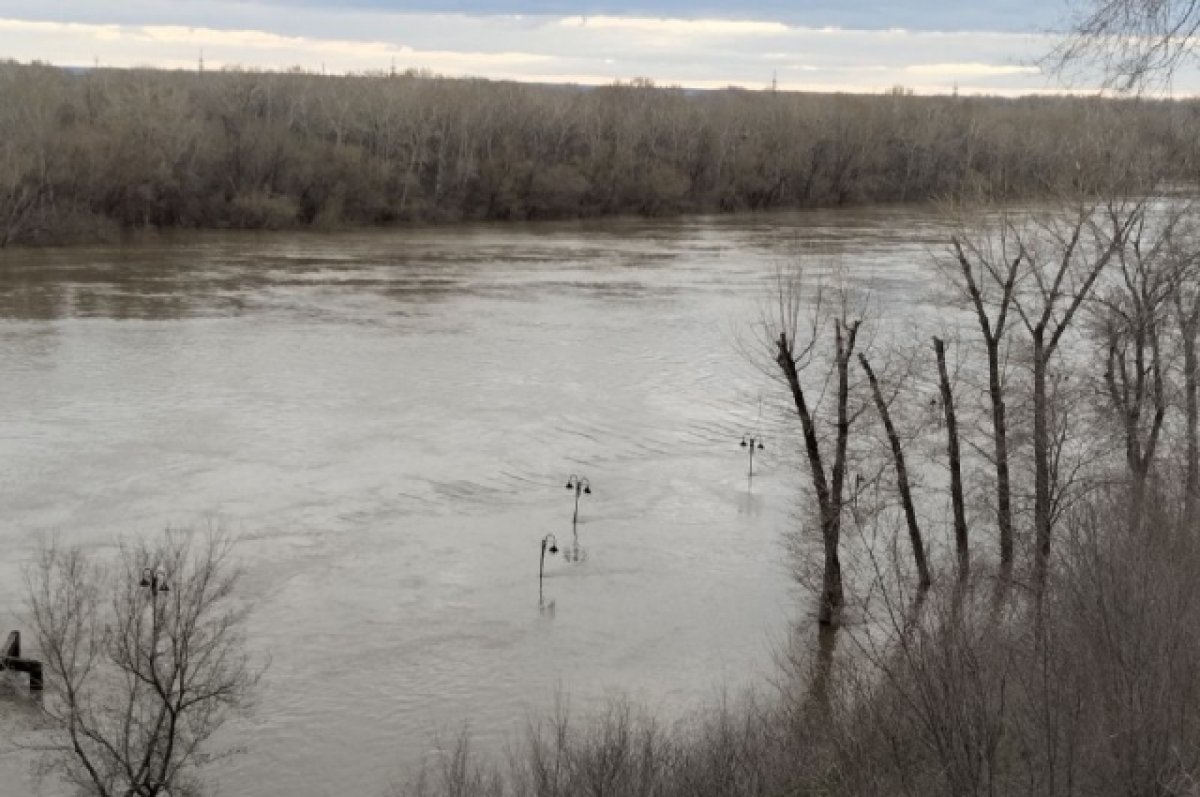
top-left (2, 61), bottom-right (1195, 247)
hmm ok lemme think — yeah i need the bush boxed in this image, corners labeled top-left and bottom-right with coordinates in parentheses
top-left (228, 189), bottom-right (300, 229)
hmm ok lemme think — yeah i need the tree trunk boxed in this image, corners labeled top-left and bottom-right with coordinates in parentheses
top-left (1105, 334), bottom-right (1167, 522)
top-left (820, 510), bottom-right (844, 626)
top-left (1032, 332), bottom-right (1052, 591)
top-left (987, 340), bottom-right (1015, 579)
top-left (829, 320), bottom-right (861, 620)
top-left (859, 353), bottom-right (931, 589)
top-left (953, 238), bottom-right (1016, 578)
top-left (934, 337), bottom-right (970, 580)
top-left (1180, 298), bottom-right (1200, 523)
top-left (1186, 335), bottom-right (1199, 522)
top-left (775, 331), bottom-right (841, 625)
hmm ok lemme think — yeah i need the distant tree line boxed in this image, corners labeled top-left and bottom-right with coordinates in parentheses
top-left (1, 60), bottom-right (1199, 246)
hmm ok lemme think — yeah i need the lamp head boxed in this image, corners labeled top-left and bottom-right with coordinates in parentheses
top-left (757, 442), bottom-right (764, 450)
top-left (549, 543), bottom-right (558, 554)
top-left (583, 486), bottom-right (591, 494)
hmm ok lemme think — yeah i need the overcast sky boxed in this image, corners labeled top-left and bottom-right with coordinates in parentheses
top-left (1, 0), bottom-right (1194, 95)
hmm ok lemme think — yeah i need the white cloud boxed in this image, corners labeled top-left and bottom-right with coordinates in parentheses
top-left (555, 15), bottom-right (789, 36)
top-left (0, 17), bottom-right (552, 72)
top-left (904, 62), bottom-right (1042, 77)
top-left (0, 7), bottom-right (1196, 95)
top-left (0, 17), bottom-right (123, 38)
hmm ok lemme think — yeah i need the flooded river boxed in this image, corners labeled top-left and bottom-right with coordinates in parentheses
top-left (0, 207), bottom-right (951, 795)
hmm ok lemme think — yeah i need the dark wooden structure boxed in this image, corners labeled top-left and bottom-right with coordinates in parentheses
top-left (1, 630), bottom-right (44, 690)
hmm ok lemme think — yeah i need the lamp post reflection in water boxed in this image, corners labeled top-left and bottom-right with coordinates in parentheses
top-left (740, 434), bottom-right (764, 477)
top-left (565, 475), bottom-right (591, 525)
top-left (563, 525), bottom-right (587, 563)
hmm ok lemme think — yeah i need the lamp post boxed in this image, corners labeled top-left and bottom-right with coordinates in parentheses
top-left (539, 533), bottom-right (559, 597)
top-left (740, 434), bottom-right (764, 476)
top-left (565, 474), bottom-right (591, 525)
top-left (139, 568), bottom-right (169, 595)
top-left (138, 568), bottom-right (169, 668)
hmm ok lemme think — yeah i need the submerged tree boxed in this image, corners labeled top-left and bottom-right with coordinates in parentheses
top-left (769, 271), bottom-right (863, 626)
top-left (858, 352), bottom-right (931, 590)
top-left (933, 336), bottom-right (970, 581)
top-left (943, 221), bottom-right (1022, 580)
top-left (1168, 224), bottom-right (1200, 522)
top-left (24, 530), bottom-right (261, 797)
top-left (1004, 202), bottom-right (1138, 590)
top-left (1088, 204), bottom-right (1190, 517)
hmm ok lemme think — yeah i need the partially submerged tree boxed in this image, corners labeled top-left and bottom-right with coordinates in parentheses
top-left (1088, 204), bottom-right (1188, 516)
top-left (770, 271), bottom-right (863, 626)
top-left (858, 352), bottom-right (931, 590)
top-left (24, 530), bottom-right (260, 797)
top-left (1004, 201), bottom-right (1139, 590)
top-left (1168, 226), bottom-right (1200, 521)
top-left (933, 336), bottom-right (970, 581)
top-left (943, 221), bottom-right (1022, 579)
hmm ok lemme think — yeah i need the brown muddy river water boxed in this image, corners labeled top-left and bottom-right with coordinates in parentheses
top-left (0, 207), bottom-right (951, 795)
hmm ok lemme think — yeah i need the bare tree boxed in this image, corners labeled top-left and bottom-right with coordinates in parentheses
top-left (933, 337), bottom-right (970, 581)
top-left (1050, 0), bottom-right (1200, 90)
top-left (1004, 201), bottom-right (1138, 590)
top-left (1090, 206), bottom-right (1183, 515)
top-left (24, 530), bottom-right (261, 797)
top-left (770, 271), bottom-right (862, 627)
top-left (0, 64), bottom-right (60, 246)
top-left (0, 60), bottom-right (1189, 243)
top-left (858, 353), bottom-right (931, 590)
top-left (1168, 228), bottom-right (1200, 521)
top-left (945, 223), bottom-right (1022, 579)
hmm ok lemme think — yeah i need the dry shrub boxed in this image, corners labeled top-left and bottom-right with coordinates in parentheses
top-left (822, 484), bottom-right (1200, 797)
top-left (228, 190), bottom-right (300, 229)
top-left (396, 693), bottom-right (815, 797)
top-left (1042, 489), bottom-right (1200, 795)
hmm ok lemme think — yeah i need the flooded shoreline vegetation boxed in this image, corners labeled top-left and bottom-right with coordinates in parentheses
top-left (25, 530), bottom-right (260, 797)
top-left (395, 192), bottom-right (1200, 796)
top-left (396, 488), bottom-right (1200, 797)
top-left (3, 187), bottom-right (1200, 793)
top-left (2, 59), bottom-right (1198, 246)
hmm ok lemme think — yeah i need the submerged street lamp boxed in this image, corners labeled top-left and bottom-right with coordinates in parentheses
top-left (139, 568), bottom-right (169, 595)
top-left (565, 474), bottom-right (591, 525)
top-left (138, 568), bottom-right (170, 665)
top-left (740, 434), bottom-right (765, 476)
top-left (539, 533), bottom-right (559, 597)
